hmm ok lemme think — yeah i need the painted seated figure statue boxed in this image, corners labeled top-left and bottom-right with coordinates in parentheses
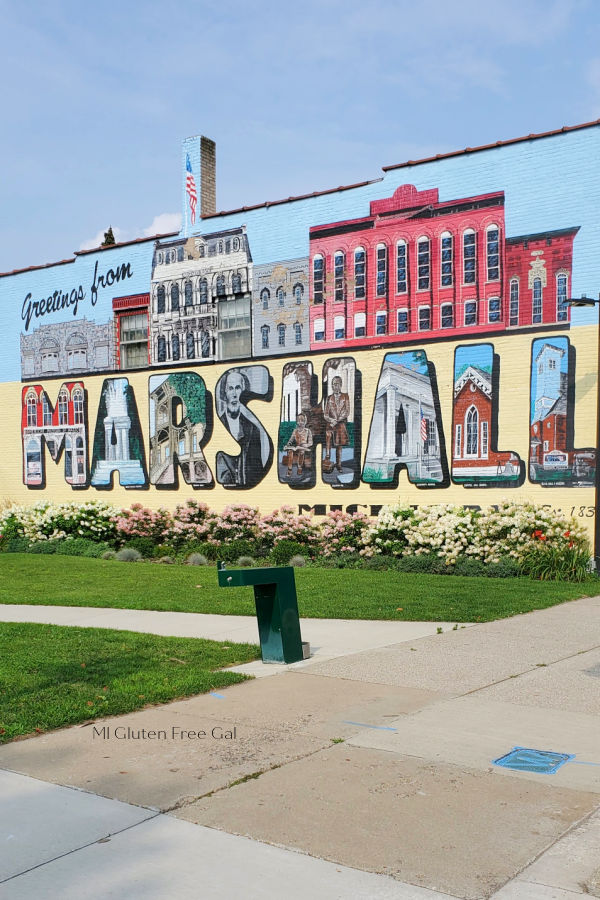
top-left (284, 411), bottom-right (313, 477)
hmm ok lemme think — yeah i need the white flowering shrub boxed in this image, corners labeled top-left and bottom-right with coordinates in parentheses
top-left (0, 500), bottom-right (119, 545)
top-left (365, 500), bottom-right (590, 569)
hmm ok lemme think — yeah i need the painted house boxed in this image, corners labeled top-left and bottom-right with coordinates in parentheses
top-left (22, 382), bottom-right (87, 486)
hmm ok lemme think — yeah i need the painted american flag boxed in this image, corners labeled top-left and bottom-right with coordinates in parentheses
top-left (420, 402), bottom-right (428, 443)
top-left (186, 154), bottom-right (197, 224)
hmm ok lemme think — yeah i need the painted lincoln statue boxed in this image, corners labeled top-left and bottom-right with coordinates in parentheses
top-left (323, 375), bottom-right (350, 472)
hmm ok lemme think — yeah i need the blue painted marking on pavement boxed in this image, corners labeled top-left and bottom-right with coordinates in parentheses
top-left (492, 747), bottom-right (574, 774)
top-left (570, 760), bottom-right (600, 766)
top-left (210, 692), bottom-right (225, 699)
top-left (343, 721), bottom-right (397, 732)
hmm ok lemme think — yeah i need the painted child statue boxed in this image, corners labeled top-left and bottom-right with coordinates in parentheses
top-left (323, 376), bottom-right (350, 472)
top-left (284, 411), bottom-right (313, 477)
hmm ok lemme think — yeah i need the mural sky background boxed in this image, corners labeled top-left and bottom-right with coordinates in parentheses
top-left (2, 0), bottom-right (600, 275)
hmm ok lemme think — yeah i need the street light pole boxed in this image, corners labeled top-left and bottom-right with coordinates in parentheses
top-left (566, 294), bottom-right (600, 571)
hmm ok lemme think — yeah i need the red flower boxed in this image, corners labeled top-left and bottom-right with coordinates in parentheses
top-left (564, 531), bottom-right (571, 538)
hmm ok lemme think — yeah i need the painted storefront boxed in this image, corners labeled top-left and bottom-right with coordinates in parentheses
top-left (1, 125), bottom-right (599, 545)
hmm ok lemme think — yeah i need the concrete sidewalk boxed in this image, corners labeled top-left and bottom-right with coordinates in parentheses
top-left (1, 596), bottom-right (599, 898)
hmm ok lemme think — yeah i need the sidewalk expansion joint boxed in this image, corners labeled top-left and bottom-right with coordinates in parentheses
top-left (163, 742), bottom-right (334, 813)
top-left (460, 642), bottom-right (600, 698)
top-left (0, 811), bottom-right (162, 885)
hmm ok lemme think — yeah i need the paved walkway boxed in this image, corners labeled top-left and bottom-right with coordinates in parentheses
top-left (1, 597), bottom-right (599, 899)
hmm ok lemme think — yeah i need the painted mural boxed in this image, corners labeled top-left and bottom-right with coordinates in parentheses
top-left (149, 372), bottom-right (213, 487)
top-left (278, 357), bottom-right (360, 489)
top-left (362, 351), bottom-right (446, 487)
top-left (90, 379), bottom-right (147, 488)
top-left (451, 344), bottom-right (523, 488)
top-left (215, 365), bottom-right (273, 489)
top-left (4, 126), bottom-right (600, 550)
top-left (529, 337), bottom-right (596, 487)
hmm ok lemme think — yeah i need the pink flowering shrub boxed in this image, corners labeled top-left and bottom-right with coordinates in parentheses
top-left (320, 510), bottom-right (371, 557)
top-left (204, 504), bottom-right (261, 546)
top-left (259, 506), bottom-right (321, 552)
top-left (164, 499), bottom-right (211, 546)
top-left (114, 504), bottom-right (172, 542)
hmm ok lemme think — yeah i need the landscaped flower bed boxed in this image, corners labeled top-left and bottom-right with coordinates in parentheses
top-left (0, 498), bottom-right (592, 581)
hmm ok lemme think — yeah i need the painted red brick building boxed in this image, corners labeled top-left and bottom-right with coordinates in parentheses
top-left (308, 184), bottom-right (578, 351)
top-left (22, 382), bottom-right (87, 486)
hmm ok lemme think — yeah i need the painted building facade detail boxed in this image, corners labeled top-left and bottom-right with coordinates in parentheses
top-left (150, 227), bottom-right (252, 367)
top-left (21, 318), bottom-right (114, 379)
top-left (22, 382), bottom-right (87, 487)
top-left (252, 258), bottom-right (309, 357)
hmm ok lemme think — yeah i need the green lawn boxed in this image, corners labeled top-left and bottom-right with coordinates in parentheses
top-left (0, 622), bottom-right (259, 743)
top-left (0, 555), bottom-right (598, 622)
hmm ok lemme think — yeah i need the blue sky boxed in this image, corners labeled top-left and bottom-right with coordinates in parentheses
top-left (1, 0), bottom-right (600, 273)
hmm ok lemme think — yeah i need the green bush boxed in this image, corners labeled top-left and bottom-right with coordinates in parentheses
top-left (28, 541), bottom-right (59, 554)
top-left (101, 550), bottom-right (117, 560)
top-left (179, 541), bottom-right (217, 561)
top-left (452, 557), bottom-right (487, 577)
top-left (0, 537), bottom-right (29, 553)
top-left (361, 555), bottom-right (395, 571)
top-left (152, 543), bottom-right (177, 559)
top-left (271, 540), bottom-right (309, 565)
top-left (123, 536), bottom-right (157, 558)
top-left (237, 556), bottom-right (256, 567)
top-left (214, 539), bottom-right (259, 563)
top-left (394, 553), bottom-right (447, 575)
top-left (289, 555), bottom-right (306, 567)
top-left (520, 543), bottom-right (591, 582)
top-left (54, 538), bottom-right (111, 558)
top-left (485, 558), bottom-right (520, 578)
top-left (156, 556), bottom-right (175, 564)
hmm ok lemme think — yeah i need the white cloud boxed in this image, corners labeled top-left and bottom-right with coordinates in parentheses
top-left (142, 213), bottom-right (181, 237)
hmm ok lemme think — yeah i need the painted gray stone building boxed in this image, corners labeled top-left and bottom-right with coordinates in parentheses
top-left (20, 318), bottom-right (114, 379)
top-left (252, 257), bottom-right (309, 358)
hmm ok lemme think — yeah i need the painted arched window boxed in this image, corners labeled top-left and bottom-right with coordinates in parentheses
top-left (72, 389), bottom-right (84, 424)
top-left (463, 230), bottom-right (476, 284)
top-left (172, 335), bottom-right (180, 361)
top-left (184, 281), bottom-right (193, 307)
top-left (27, 393), bottom-right (37, 427)
top-left (313, 317), bottom-right (325, 342)
top-left (557, 273), bottom-right (568, 322)
top-left (418, 306), bottom-right (431, 330)
top-left (396, 241), bottom-right (407, 293)
top-left (509, 279), bottom-right (519, 326)
top-left (441, 303), bottom-right (453, 328)
top-left (486, 225), bottom-right (500, 281)
top-left (488, 296), bottom-right (502, 323)
top-left (417, 237), bottom-right (430, 290)
top-left (294, 322), bottom-right (302, 345)
top-left (75, 436), bottom-right (85, 475)
top-left (232, 272), bottom-right (242, 293)
top-left (186, 332), bottom-right (195, 359)
top-left (216, 274), bottom-right (226, 296)
top-left (466, 406), bottom-right (478, 456)
top-left (276, 286), bottom-right (285, 306)
top-left (313, 255), bottom-right (324, 303)
top-left (334, 315), bottom-right (345, 340)
top-left (278, 323), bottom-right (286, 346)
top-left (157, 336), bottom-right (166, 363)
top-left (293, 283), bottom-right (303, 304)
top-left (157, 285), bottom-right (166, 314)
top-left (177, 247), bottom-right (184, 262)
top-left (376, 244), bottom-right (387, 296)
top-left (354, 312), bottom-right (366, 337)
top-left (58, 390), bottom-right (69, 425)
top-left (200, 331), bottom-right (210, 358)
top-left (354, 248), bottom-right (366, 299)
top-left (261, 288), bottom-right (270, 309)
top-left (334, 251), bottom-right (345, 302)
top-left (532, 277), bottom-right (543, 324)
top-left (171, 284), bottom-right (180, 312)
top-left (64, 435), bottom-right (73, 478)
top-left (199, 279), bottom-right (208, 304)
top-left (41, 339), bottom-right (59, 374)
top-left (440, 232), bottom-right (453, 287)
top-left (42, 393), bottom-right (52, 426)
top-left (261, 325), bottom-right (270, 349)
top-left (233, 237), bottom-right (240, 251)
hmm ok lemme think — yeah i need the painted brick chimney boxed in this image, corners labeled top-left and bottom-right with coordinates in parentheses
top-left (181, 135), bottom-right (216, 235)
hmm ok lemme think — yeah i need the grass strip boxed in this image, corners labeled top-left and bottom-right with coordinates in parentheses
top-left (0, 621), bottom-right (259, 743)
top-left (0, 555), bottom-right (598, 622)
